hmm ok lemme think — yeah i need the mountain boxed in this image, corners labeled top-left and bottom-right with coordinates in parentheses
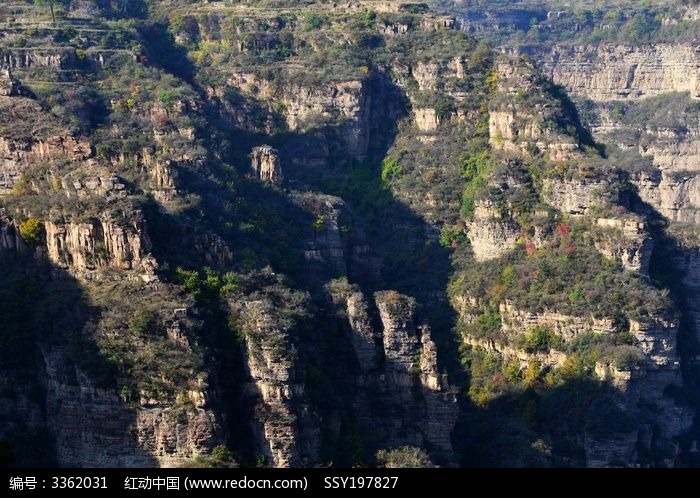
top-left (0, 0), bottom-right (698, 468)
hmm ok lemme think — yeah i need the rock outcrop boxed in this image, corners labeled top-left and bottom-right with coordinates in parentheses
top-left (414, 108), bottom-right (440, 132)
top-left (0, 133), bottom-right (91, 194)
top-left (633, 170), bottom-right (700, 224)
top-left (374, 291), bottom-right (457, 458)
top-left (0, 208), bottom-right (22, 251)
top-left (488, 59), bottom-right (583, 161)
top-left (673, 246), bottom-right (700, 340)
top-left (0, 94), bottom-right (92, 194)
top-left (343, 289), bottom-right (380, 374)
top-left (500, 301), bottom-right (616, 340)
top-left (530, 44), bottom-right (700, 101)
top-left (593, 217), bottom-right (653, 274)
top-left (457, 296), bottom-right (691, 466)
top-left (542, 176), bottom-right (621, 216)
top-left (640, 125), bottom-right (700, 173)
top-left (467, 200), bottom-right (519, 261)
top-left (45, 375), bottom-right (220, 467)
top-left (224, 75), bottom-right (371, 158)
top-left (230, 286), bottom-right (320, 468)
top-left (291, 192), bottom-right (353, 277)
top-left (0, 48), bottom-right (77, 70)
top-left (0, 68), bottom-right (17, 96)
top-left (328, 282), bottom-right (457, 464)
top-left (44, 214), bottom-right (156, 279)
top-left (413, 61), bottom-right (439, 91)
top-left (250, 145), bottom-right (283, 185)
top-left (42, 324), bottom-right (222, 468)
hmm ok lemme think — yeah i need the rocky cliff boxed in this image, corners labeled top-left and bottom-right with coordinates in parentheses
top-left (229, 283), bottom-right (320, 467)
top-left (44, 214), bottom-right (156, 279)
top-left (530, 44), bottom-right (700, 101)
top-left (1, 0), bottom-right (697, 469)
top-left (454, 5), bottom-right (700, 464)
top-left (328, 282), bottom-right (457, 465)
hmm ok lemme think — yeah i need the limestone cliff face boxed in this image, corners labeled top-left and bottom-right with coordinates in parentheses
top-left (376, 292), bottom-right (421, 379)
top-left (44, 214), bottom-right (156, 280)
top-left (500, 301), bottom-right (616, 340)
top-left (250, 145), bottom-right (283, 185)
top-left (193, 231), bottom-right (235, 268)
top-left (492, 34), bottom-right (700, 465)
top-left (229, 286), bottom-right (320, 468)
top-left (527, 43), bottom-right (700, 224)
top-left (1, 207), bottom-right (157, 280)
top-left (374, 291), bottom-right (457, 459)
top-left (344, 289), bottom-right (380, 373)
top-left (0, 131), bottom-right (91, 192)
top-left (45, 366), bottom-right (221, 467)
top-left (41, 317), bottom-right (222, 468)
top-left (150, 160), bottom-right (178, 203)
top-left (586, 104), bottom-right (700, 224)
top-left (531, 44), bottom-right (700, 101)
top-left (488, 109), bottom-right (579, 161)
top-left (413, 61), bottom-right (439, 91)
top-left (328, 282), bottom-right (457, 464)
top-left (0, 47), bottom-right (76, 70)
top-left (414, 107), bottom-right (440, 132)
top-left (456, 296), bottom-right (691, 466)
top-left (0, 68), bottom-right (17, 96)
top-left (488, 60), bottom-right (581, 161)
top-left (221, 74), bottom-right (371, 158)
top-left (541, 176), bottom-right (622, 216)
top-left (0, 93), bottom-right (92, 193)
top-left (0, 207), bottom-right (22, 251)
top-left (288, 191), bottom-right (374, 280)
top-left (639, 124), bottom-right (700, 172)
top-left (633, 170), bottom-right (700, 224)
top-left (467, 200), bottom-right (519, 261)
top-left (593, 217), bottom-right (653, 274)
top-left (673, 247), bottom-right (700, 341)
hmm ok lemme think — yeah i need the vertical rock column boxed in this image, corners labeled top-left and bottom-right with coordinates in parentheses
top-left (232, 292), bottom-right (319, 467)
top-left (374, 291), bottom-right (457, 462)
top-left (250, 146), bottom-right (283, 185)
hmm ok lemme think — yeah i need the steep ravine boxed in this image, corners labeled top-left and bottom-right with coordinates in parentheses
top-left (1, 0), bottom-right (698, 468)
top-left (510, 38), bottom-right (700, 463)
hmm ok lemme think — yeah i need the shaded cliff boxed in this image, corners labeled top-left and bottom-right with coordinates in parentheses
top-left (1, 0), bottom-right (697, 468)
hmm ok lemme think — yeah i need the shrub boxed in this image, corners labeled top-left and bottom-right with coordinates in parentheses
top-left (459, 139), bottom-right (494, 218)
top-left (460, 176), bottom-right (487, 218)
top-left (611, 345), bottom-right (645, 370)
top-left (303, 13), bottom-right (327, 31)
top-left (434, 98), bottom-right (454, 120)
top-left (128, 309), bottom-right (160, 337)
top-left (381, 158), bottom-right (402, 184)
top-left (460, 149), bottom-right (492, 181)
top-left (220, 272), bottom-right (241, 295)
top-left (211, 445), bottom-right (235, 463)
top-left (175, 267), bottom-right (202, 297)
top-left (19, 218), bottom-right (43, 245)
top-left (523, 358), bottom-right (543, 385)
top-left (519, 326), bottom-right (559, 353)
top-left (313, 214), bottom-right (325, 231)
top-left (376, 446), bottom-right (434, 468)
top-left (157, 89), bottom-right (179, 106)
top-left (468, 309), bottom-right (502, 339)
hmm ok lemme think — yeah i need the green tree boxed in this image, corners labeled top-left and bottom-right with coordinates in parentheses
top-left (33, 0), bottom-right (69, 24)
top-left (380, 158), bottom-right (402, 184)
top-left (127, 309), bottom-right (160, 337)
top-left (19, 217), bottom-right (43, 246)
top-left (520, 326), bottom-right (557, 354)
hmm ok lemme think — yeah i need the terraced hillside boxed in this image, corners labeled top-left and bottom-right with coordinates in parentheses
top-left (0, 0), bottom-right (696, 467)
